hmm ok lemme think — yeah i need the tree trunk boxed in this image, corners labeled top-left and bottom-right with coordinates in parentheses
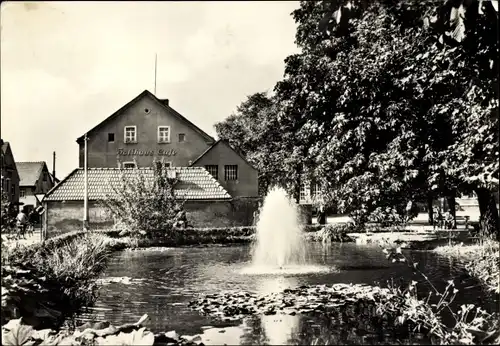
top-left (446, 191), bottom-right (457, 229)
top-left (427, 195), bottom-right (434, 225)
top-left (475, 187), bottom-right (500, 240)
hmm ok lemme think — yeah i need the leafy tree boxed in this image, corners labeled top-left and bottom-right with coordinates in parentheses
top-left (214, 93), bottom-right (294, 196)
top-left (102, 162), bottom-right (188, 236)
top-left (273, 0), bottom-right (498, 235)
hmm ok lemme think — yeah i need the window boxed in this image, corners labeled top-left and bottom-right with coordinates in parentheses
top-left (157, 126), bottom-right (170, 143)
top-left (178, 133), bottom-right (186, 142)
top-left (299, 182), bottom-right (309, 202)
top-left (123, 162), bottom-right (136, 169)
top-left (43, 173), bottom-right (47, 182)
top-left (224, 165), bottom-right (238, 181)
top-left (124, 126), bottom-right (137, 143)
top-left (311, 183), bottom-right (321, 200)
top-left (108, 133), bottom-right (115, 142)
top-left (20, 188), bottom-right (25, 198)
top-left (155, 162), bottom-right (172, 170)
top-left (205, 165), bottom-right (218, 179)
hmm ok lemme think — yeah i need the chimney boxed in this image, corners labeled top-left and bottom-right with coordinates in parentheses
top-left (52, 151), bottom-right (56, 181)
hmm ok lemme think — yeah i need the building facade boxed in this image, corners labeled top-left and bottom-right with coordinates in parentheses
top-left (16, 161), bottom-right (55, 212)
top-left (1, 141), bottom-right (20, 210)
top-left (75, 90), bottom-right (258, 198)
top-left (43, 90), bottom-right (260, 235)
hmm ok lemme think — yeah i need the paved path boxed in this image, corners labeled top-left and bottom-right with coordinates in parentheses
top-left (312, 211), bottom-right (480, 226)
top-left (3, 230), bottom-right (42, 247)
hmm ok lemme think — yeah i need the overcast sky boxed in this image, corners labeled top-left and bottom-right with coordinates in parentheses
top-left (1, 1), bottom-right (299, 179)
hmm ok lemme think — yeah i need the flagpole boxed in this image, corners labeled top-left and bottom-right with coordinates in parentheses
top-left (83, 132), bottom-right (89, 230)
top-left (154, 53), bottom-right (157, 95)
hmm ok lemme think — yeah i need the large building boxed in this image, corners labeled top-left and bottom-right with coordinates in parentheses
top-left (43, 90), bottom-right (260, 235)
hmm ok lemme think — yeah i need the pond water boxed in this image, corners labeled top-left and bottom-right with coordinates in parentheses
top-left (78, 243), bottom-right (498, 345)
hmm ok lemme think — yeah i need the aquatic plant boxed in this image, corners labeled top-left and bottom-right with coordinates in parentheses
top-left (1, 314), bottom-right (205, 346)
top-left (464, 242), bottom-right (500, 294)
top-left (1, 233), bottom-right (115, 328)
top-left (380, 246), bottom-right (500, 344)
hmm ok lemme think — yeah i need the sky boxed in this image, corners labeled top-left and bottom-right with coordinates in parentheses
top-left (1, 1), bottom-right (300, 179)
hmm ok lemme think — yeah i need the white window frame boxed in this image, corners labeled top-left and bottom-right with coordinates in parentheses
top-left (224, 165), bottom-right (238, 181)
top-left (157, 126), bottom-right (171, 143)
top-left (123, 161), bottom-right (137, 169)
top-left (163, 161), bottom-right (172, 168)
top-left (124, 126), bottom-right (137, 143)
top-left (300, 182), bottom-right (310, 202)
top-left (205, 165), bottom-right (218, 179)
top-left (20, 188), bottom-right (25, 198)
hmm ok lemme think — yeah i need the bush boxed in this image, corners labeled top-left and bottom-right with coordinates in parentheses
top-left (464, 241), bottom-right (499, 294)
top-left (1, 191), bottom-right (18, 238)
top-left (379, 246), bottom-right (500, 344)
top-left (313, 224), bottom-right (354, 243)
top-left (101, 162), bottom-right (188, 237)
top-left (1, 233), bottom-right (115, 328)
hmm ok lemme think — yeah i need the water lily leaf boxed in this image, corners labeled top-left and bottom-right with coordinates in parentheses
top-left (2, 322), bottom-right (35, 346)
top-left (97, 328), bottom-right (155, 346)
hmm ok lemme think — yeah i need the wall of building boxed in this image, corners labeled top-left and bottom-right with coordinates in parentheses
top-left (21, 165), bottom-right (54, 199)
top-left (45, 197), bottom-right (260, 238)
top-left (192, 142), bottom-right (259, 197)
top-left (1, 145), bottom-right (20, 208)
top-left (79, 94), bottom-right (213, 168)
top-left (45, 200), bottom-right (113, 238)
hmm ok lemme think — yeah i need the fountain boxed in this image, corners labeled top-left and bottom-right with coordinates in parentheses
top-left (241, 186), bottom-right (330, 275)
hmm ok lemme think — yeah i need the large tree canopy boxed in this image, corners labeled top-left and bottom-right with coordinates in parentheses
top-left (215, 0), bottom-right (499, 235)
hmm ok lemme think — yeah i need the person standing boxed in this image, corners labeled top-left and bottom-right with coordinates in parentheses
top-left (16, 208), bottom-right (28, 239)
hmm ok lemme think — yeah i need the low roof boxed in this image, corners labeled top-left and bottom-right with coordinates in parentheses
top-left (16, 162), bottom-right (47, 186)
top-left (43, 167), bottom-right (232, 202)
top-left (189, 139), bottom-right (258, 171)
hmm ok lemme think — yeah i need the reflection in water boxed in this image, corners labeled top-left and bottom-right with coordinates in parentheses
top-left (257, 276), bottom-right (299, 345)
top-left (256, 275), bottom-right (298, 296)
top-left (80, 243), bottom-right (498, 343)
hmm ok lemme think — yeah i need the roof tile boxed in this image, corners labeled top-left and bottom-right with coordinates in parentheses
top-left (16, 162), bottom-right (46, 186)
top-left (43, 167), bottom-right (231, 201)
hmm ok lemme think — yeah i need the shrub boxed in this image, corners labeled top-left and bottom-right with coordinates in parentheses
top-left (101, 162), bottom-right (188, 237)
top-left (464, 241), bottom-right (499, 294)
top-left (313, 224), bottom-right (354, 243)
top-left (2, 233), bottom-right (114, 328)
top-left (1, 191), bottom-right (18, 239)
top-left (379, 246), bottom-right (500, 344)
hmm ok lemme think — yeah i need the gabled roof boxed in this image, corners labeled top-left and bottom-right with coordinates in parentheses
top-left (1, 141), bottom-right (20, 180)
top-left (16, 162), bottom-right (48, 186)
top-left (49, 172), bottom-right (60, 185)
top-left (76, 90), bottom-right (215, 144)
top-left (189, 139), bottom-right (258, 171)
top-left (43, 167), bottom-right (232, 202)
top-left (1, 141), bottom-right (9, 154)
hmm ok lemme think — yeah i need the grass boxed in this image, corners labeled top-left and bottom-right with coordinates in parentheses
top-left (1, 232), bottom-right (138, 329)
top-left (433, 239), bottom-right (499, 294)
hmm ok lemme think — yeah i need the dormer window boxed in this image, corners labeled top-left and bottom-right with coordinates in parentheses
top-left (158, 126), bottom-right (170, 143)
top-left (124, 126), bottom-right (137, 143)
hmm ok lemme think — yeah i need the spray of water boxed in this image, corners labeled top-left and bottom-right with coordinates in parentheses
top-left (251, 186), bottom-right (307, 268)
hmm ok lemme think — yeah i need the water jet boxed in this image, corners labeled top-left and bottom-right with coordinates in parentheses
top-left (241, 187), bottom-right (330, 275)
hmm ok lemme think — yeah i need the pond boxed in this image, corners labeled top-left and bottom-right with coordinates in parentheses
top-left (78, 243), bottom-right (498, 345)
